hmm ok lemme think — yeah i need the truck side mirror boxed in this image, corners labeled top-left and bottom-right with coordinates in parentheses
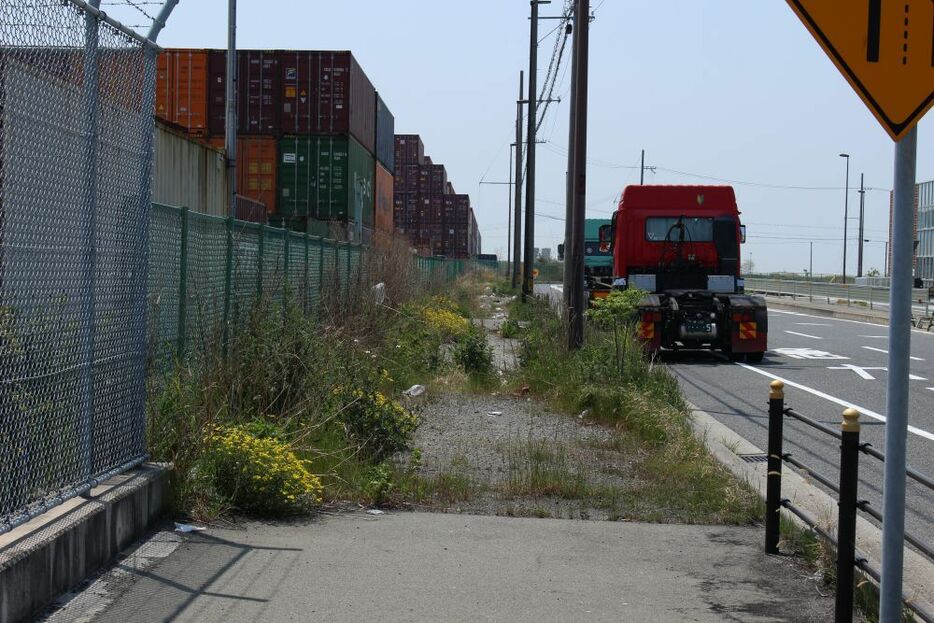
top-left (740, 225), bottom-right (747, 244)
top-left (557, 243), bottom-right (565, 261)
top-left (599, 224), bottom-right (613, 252)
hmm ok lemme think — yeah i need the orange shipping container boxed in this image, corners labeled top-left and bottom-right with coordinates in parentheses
top-left (375, 162), bottom-right (394, 238)
top-left (236, 136), bottom-right (277, 215)
top-left (156, 49), bottom-right (209, 133)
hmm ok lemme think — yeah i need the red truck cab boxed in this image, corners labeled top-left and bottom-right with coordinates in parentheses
top-left (599, 185), bottom-right (767, 362)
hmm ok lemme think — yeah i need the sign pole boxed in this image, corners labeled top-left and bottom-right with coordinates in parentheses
top-left (879, 125), bottom-right (917, 623)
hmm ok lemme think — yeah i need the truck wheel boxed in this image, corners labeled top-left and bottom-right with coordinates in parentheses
top-left (747, 352), bottom-right (765, 364)
top-left (727, 351), bottom-right (744, 362)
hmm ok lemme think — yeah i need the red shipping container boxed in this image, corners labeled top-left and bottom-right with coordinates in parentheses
top-left (394, 134), bottom-right (424, 165)
top-left (375, 162), bottom-right (394, 237)
top-left (240, 51), bottom-right (280, 135)
top-left (279, 51), bottom-right (376, 153)
top-left (156, 49), bottom-right (209, 133)
top-left (236, 136), bottom-right (278, 214)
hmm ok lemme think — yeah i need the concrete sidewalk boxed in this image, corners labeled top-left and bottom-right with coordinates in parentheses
top-left (52, 512), bottom-right (836, 623)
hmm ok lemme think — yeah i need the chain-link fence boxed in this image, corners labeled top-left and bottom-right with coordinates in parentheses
top-left (147, 204), bottom-right (471, 371)
top-left (0, 1), bottom-right (157, 533)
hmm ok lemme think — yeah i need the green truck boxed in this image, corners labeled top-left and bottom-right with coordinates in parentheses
top-left (557, 218), bottom-right (613, 299)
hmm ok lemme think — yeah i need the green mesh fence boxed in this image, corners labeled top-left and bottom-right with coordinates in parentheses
top-left (148, 203), bottom-right (471, 368)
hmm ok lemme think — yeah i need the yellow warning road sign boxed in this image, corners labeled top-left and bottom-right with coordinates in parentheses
top-left (786, 0), bottom-right (934, 141)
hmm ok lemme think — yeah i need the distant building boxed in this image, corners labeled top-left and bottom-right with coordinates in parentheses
top-left (540, 248), bottom-right (552, 261)
top-left (888, 180), bottom-right (932, 280)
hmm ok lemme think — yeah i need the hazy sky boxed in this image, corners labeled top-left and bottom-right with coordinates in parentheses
top-left (118, 1), bottom-right (933, 275)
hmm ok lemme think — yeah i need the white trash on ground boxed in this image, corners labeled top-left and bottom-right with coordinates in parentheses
top-left (403, 385), bottom-right (426, 397)
top-left (174, 523), bottom-right (207, 533)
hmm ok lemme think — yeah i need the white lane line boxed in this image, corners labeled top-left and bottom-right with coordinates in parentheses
top-left (861, 335), bottom-right (888, 339)
top-left (861, 345), bottom-right (924, 361)
top-left (785, 330), bottom-right (823, 340)
top-left (735, 363), bottom-right (934, 442)
top-left (770, 309), bottom-right (934, 336)
top-left (929, 388), bottom-right (934, 392)
top-left (795, 322), bottom-right (831, 327)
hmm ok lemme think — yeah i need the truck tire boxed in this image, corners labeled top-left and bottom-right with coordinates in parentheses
top-left (747, 352), bottom-right (765, 364)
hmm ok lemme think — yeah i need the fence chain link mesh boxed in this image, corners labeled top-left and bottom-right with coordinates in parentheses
top-left (0, 1), bottom-right (154, 532)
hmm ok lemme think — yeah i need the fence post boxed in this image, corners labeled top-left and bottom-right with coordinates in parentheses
top-left (318, 238), bottom-right (325, 318)
top-left (835, 408), bottom-right (861, 623)
top-left (766, 380), bottom-right (785, 554)
top-left (846, 283), bottom-right (851, 307)
top-left (283, 230), bottom-right (291, 311)
top-left (177, 206), bottom-right (189, 361)
top-left (222, 215), bottom-right (234, 359)
top-left (869, 286), bottom-right (873, 311)
top-left (303, 232), bottom-right (310, 315)
top-left (793, 280), bottom-right (797, 300)
top-left (809, 279), bottom-right (813, 303)
top-left (257, 223), bottom-right (266, 300)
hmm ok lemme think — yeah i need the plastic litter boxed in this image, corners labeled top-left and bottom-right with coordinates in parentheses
top-left (488, 411), bottom-right (503, 417)
top-left (403, 384), bottom-right (426, 397)
top-left (366, 509), bottom-right (385, 516)
top-left (372, 282), bottom-right (386, 305)
top-left (174, 522), bottom-right (206, 533)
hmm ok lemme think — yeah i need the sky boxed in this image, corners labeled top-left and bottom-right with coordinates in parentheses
top-left (114, 0), bottom-right (933, 275)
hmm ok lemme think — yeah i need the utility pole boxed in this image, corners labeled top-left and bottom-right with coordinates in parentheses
top-left (856, 173), bottom-right (866, 277)
top-left (567, 0), bottom-right (590, 350)
top-left (513, 71), bottom-right (524, 290)
top-left (563, 14), bottom-right (577, 309)
top-left (843, 155), bottom-right (849, 284)
top-left (226, 0), bottom-right (237, 219)
top-left (641, 149), bottom-right (646, 184)
top-left (523, 0), bottom-right (549, 300)
top-left (507, 143), bottom-right (514, 277)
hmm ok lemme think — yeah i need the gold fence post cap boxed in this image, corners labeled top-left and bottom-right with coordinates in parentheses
top-left (842, 408), bottom-right (860, 433)
top-left (769, 380), bottom-right (785, 399)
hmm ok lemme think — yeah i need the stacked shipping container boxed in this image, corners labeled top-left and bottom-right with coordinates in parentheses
top-left (155, 48), bottom-right (392, 243)
top-left (392, 134), bottom-right (480, 259)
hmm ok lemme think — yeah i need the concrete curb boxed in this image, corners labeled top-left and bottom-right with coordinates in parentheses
top-left (0, 464), bottom-right (167, 623)
top-left (688, 405), bottom-right (934, 616)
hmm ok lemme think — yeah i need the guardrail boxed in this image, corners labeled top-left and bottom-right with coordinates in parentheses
top-left (765, 380), bottom-right (934, 622)
top-left (745, 278), bottom-right (932, 317)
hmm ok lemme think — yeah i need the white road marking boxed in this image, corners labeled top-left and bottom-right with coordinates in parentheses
top-left (772, 348), bottom-right (848, 360)
top-left (929, 388), bottom-right (934, 392)
top-left (861, 346), bottom-right (924, 361)
top-left (784, 330), bottom-right (823, 340)
top-left (769, 309), bottom-right (934, 336)
top-left (734, 363), bottom-right (934, 442)
top-left (828, 364), bottom-right (886, 380)
top-left (795, 322), bottom-right (831, 327)
top-left (861, 335), bottom-right (888, 339)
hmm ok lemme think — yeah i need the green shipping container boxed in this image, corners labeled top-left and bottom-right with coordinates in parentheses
top-left (277, 135), bottom-right (375, 227)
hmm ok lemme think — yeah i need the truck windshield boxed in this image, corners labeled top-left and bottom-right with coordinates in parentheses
top-left (645, 217), bottom-right (714, 242)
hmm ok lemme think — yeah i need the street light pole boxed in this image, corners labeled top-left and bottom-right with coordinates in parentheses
top-left (840, 153), bottom-right (850, 283)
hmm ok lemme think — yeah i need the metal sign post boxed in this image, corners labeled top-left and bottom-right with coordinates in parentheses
top-left (880, 126), bottom-right (917, 623)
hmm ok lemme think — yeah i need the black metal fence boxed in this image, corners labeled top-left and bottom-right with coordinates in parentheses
top-left (764, 380), bottom-right (934, 622)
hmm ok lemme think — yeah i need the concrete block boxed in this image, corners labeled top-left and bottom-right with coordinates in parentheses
top-left (0, 464), bottom-right (167, 623)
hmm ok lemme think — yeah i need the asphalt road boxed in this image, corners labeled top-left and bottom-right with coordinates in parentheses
top-left (536, 283), bottom-right (934, 549)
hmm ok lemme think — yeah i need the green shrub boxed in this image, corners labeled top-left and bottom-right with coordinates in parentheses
top-left (361, 462), bottom-right (394, 505)
top-left (333, 387), bottom-right (420, 461)
top-left (454, 325), bottom-right (494, 374)
top-left (205, 425), bottom-right (323, 516)
top-left (586, 288), bottom-right (647, 329)
top-left (500, 318), bottom-right (521, 338)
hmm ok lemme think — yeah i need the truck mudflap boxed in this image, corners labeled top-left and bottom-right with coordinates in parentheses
top-left (726, 295), bottom-right (768, 359)
top-left (636, 294), bottom-right (663, 353)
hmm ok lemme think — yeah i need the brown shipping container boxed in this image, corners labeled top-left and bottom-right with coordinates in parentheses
top-left (240, 51), bottom-right (280, 134)
top-left (279, 51), bottom-right (376, 153)
top-left (375, 162), bottom-right (394, 237)
top-left (236, 136), bottom-right (278, 214)
top-left (207, 50), bottom-right (227, 136)
top-left (430, 165), bottom-right (447, 194)
top-left (394, 134), bottom-right (424, 165)
top-left (156, 49), bottom-right (209, 133)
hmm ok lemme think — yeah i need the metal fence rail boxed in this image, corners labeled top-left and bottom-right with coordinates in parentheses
top-left (0, 1), bottom-right (155, 532)
top-left (745, 278), bottom-right (932, 316)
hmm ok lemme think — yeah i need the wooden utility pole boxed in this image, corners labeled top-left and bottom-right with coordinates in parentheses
top-left (567, 0), bottom-right (590, 349)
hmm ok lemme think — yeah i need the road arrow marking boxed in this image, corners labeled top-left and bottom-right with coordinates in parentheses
top-left (861, 345), bottom-right (924, 361)
top-left (785, 330), bottom-right (823, 340)
top-left (734, 364), bottom-right (934, 442)
top-left (773, 348), bottom-right (848, 360)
